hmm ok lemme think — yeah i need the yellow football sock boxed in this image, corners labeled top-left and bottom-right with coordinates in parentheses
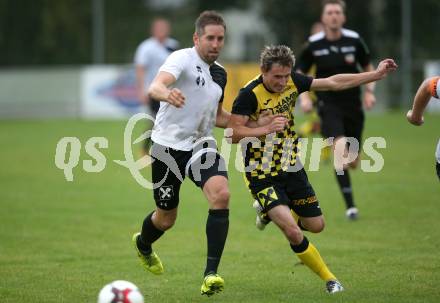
top-left (296, 242), bottom-right (336, 282)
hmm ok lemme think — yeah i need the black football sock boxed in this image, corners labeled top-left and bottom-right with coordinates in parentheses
top-left (204, 209), bottom-right (229, 276)
top-left (334, 169), bottom-right (355, 209)
top-left (138, 211), bottom-right (164, 255)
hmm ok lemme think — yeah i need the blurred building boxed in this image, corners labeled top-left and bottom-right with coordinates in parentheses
top-left (222, 5), bottom-right (275, 62)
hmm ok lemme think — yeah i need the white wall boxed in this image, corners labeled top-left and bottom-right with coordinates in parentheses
top-left (0, 66), bottom-right (144, 119)
top-left (0, 68), bottom-right (81, 118)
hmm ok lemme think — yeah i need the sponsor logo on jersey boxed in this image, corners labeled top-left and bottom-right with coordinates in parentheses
top-left (345, 54), bottom-right (355, 64)
top-left (313, 49), bottom-right (330, 56)
top-left (196, 65), bottom-right (206, 87)
top-left (330, 46), bottom-right (339, 53)
top-left (341, 46), bottom-right (356, 53)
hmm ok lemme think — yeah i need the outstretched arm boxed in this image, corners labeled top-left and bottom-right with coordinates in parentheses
top-left (310, 59), bottom-right (398, 91)
top-left (406, 76), bottom-right (439, 126)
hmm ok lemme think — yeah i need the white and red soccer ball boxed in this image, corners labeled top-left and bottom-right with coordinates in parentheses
top-left (98, 280), bottom-right (144, 303)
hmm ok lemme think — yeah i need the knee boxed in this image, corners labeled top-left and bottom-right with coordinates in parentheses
top-left (284, 225), bottom-right (304, 245)
top-left (155, 218), bottom-right (175, 231)
top-left (153, 213), bottom-right (177, 231)
top-left (211, 187), bottom-right (230, 209)
top-left (306, 220), bottom-right (325, 233)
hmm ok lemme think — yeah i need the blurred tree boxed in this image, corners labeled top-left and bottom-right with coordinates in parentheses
top-left (104, 0), bottom-right (152, 63)
top-left (192, 0), bottom-right (249, 11)
top-left (406, 0), bottom-right (440, 60)
top-left (0, 0), bottom-right (91, 65)
top-left (261, 0), bottom-right (374, 55)
top-left (262, 0), bottom-right (317, 54)
top-left (0, 0), bottom-right (439, 68)
top-left (372, 0), bottom-right (440, 107)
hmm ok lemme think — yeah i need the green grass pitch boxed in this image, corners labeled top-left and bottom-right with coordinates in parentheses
top-left (0, 112), bottom-right (439, 302)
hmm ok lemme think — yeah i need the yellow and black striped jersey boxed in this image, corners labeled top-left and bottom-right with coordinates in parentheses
top-left (231, 72), bottom-right (313, 181)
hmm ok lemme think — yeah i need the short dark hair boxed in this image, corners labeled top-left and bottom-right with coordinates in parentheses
top-left (195, 10), bottom-right (226, 36)
top-left (260, 45), bottom-right (295, 72)
top-left (322, 0), bottom-right (346, 13)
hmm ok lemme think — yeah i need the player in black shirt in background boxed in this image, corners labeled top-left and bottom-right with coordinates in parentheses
top-left (296, 0), bottom-right (376, 220)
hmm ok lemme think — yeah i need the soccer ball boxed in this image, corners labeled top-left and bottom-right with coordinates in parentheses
top-left (97, 280), bottom-right (144, 303)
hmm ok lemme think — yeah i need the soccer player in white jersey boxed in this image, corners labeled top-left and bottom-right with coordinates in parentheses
top-left (134, 18), bottom-right (179, 113)
top-left (134, 18), bottom-right (179, 155)
top-left (131, 11), bottom-right (231, 297)
top-left (406, 76), bottom-right (440, 179)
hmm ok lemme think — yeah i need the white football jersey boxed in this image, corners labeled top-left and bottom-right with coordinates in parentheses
top-left (134, 37), bottom-right (179, 87)
top-left (151, 47), bottom-right (227, 151)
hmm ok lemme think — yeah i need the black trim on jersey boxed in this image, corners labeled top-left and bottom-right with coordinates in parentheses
top-left (210, 63), bottom-right (227, 103)
top-left (291, 71), bottom-right (313, 94)
top-left (231, 77), bottom-right (260, 116)
top-left (232, 74), bottom-right (312, 117)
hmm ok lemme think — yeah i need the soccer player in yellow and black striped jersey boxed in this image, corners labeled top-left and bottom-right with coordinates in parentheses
top-left (227, 45), bottom-right (397, 293)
